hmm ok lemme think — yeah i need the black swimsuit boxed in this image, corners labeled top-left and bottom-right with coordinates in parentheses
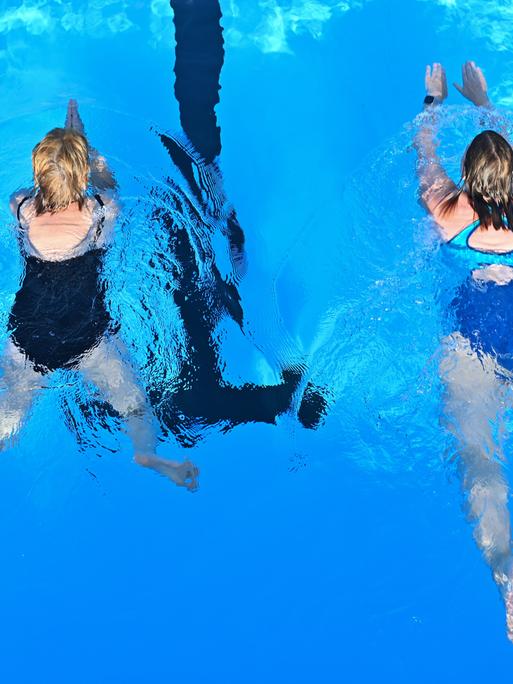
top-left (8, 195), bottom-right (115, 373)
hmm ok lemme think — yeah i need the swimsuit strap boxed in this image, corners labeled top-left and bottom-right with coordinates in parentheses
top-left (92, 194), bottom-right (105, 241)
top-left (16, 196), bottom-right (31, 225)
top-left (447, 219), bottom-right (481, 249)
top-left (16, 194), bottom-right (106, 253)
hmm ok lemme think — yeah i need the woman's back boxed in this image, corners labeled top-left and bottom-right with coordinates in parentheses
top-left (9, 193), bottom-right (115, 372)
top-left (16, 195), bottom-right (109, 261)
top-left (428, 192), bottom-right (513, 253)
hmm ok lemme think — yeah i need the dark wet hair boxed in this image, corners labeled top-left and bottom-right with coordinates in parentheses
top-left (440, 130), bottom-right (513, 231)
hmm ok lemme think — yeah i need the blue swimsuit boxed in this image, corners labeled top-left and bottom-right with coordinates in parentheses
top-left (448, 219), bottom-right (513, 372)
top-left (447, 219), bottom-right (513, 266)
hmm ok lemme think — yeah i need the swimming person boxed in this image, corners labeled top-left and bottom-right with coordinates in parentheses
top-left (1, 99), bottom-right (198, 490)
top-left (415, 61), bottom-right (513, 640)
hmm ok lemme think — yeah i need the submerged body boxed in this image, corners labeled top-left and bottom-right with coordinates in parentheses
top-left (416, 61), bottom-right (513, 641)
top-left (0, 109), bottom-right (198, 490)
top-left (443, 201), bottom-right (513, 372)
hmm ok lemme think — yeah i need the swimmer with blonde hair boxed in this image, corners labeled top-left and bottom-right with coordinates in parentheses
top-left (2, 100), bottom-right (198, 490)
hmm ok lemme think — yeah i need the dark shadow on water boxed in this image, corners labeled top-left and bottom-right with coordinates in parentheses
top-left (60, 0), bottom-right (329, 456)
top-left (171, 0), bottom-right (223, 165)
top-left (143, 0), bottom-right (329, 446)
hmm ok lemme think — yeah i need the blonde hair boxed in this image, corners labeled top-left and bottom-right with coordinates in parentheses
top-left (440, 130), bottom-right (513, 231)
top-left (32, 127), bottom-right (89, 215)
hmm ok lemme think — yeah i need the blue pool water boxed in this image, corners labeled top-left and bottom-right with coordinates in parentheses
top-left (2, 1), bottom-right (513, 681)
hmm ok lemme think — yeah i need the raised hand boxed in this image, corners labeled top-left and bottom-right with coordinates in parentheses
top-left (453, 61), bottom-right (490, 107)
top-left (65, 98), bottom-right (85, 134)
top-left (425, 62), bottom-right (448, 101)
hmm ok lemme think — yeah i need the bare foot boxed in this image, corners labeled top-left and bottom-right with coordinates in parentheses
top-left (161, 460), bottom-right (199, 491)
top-left (135, 453), bottom-right (199, 491)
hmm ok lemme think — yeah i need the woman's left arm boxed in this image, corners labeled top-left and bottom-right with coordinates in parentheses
top-left (414, 63), bottom-right (457, 221)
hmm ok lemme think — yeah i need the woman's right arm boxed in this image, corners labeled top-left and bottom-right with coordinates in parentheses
top-left (454, 60), bottom-right (509, 139)
top-left (453, 61), bottom-right (491, 107)
top-left (65, 99), bottom-right (119, 245)
top-left (88, 149), bottom-right (118, 192)
top-left (65, 99), bottom-right (118, 193)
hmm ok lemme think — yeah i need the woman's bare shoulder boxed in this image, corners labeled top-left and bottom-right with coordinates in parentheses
top-left (9, 188), bottom-right (33, 219)
top-left (92, 190), bottom-right (120, 223)
top-left (430, 192), bottom-right (477, 241)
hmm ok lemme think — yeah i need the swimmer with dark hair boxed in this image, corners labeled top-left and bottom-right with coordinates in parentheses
top-left (416, 61), bottom-right (513, 641)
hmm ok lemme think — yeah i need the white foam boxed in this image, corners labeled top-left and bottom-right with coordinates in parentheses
top-left (0, 1), bottom-right (137, 37)
top-left (421, 0), bottom-right (513, 53)
top-left (223, 0), bottom-right (366, 54)
top-left (0, 0), bottom-right (367, 50)
top-left (0, 4), bottom-right (53, 35)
